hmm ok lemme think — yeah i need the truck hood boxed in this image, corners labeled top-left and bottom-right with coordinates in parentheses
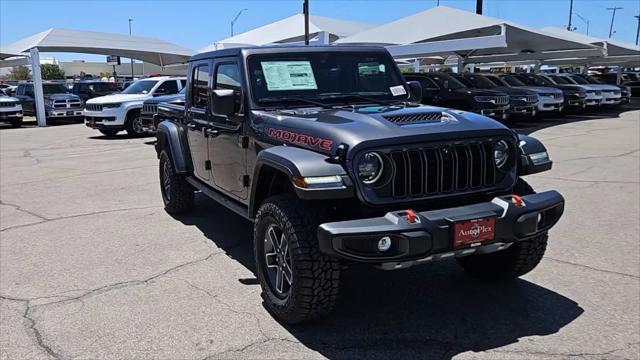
top-left (87, 93), bottom-right (150, 104)
top-left (45, 93), bottom-right (80, 101)
top-left (581, 84), bottom-right (621, 91)
top-left (0, 95), bottom-right (20, 102)
top-left (451, 88), bottom-right (507, 96)
top-left (492, 86), bottom-right (537, 95)
top-left (254, 104), bottom-right (514, 158)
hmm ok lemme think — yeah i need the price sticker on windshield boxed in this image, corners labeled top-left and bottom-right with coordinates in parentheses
top-left (261, 61), bottom-right (318, 91)
top-left (389, 85), bottom-right (407, 97)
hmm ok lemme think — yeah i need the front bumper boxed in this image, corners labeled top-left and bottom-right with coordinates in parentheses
top-left (47, 108), bottom-right (84, 118)
top-left (601, 94), bottom-right (622, 105)
top-left (508, 104), bottom-right (537, 116)
top-left (476, 105), bottom-right (510, 120)
top-left (317, 191), bottom-right (564, 267)
top-left (0, 110), bottom-right (23, 120)
top-left (537, 98), bottom-right (564, 112)
top-left (564, 97), bottom-right (587, 109)
top-left (140, 113), bottom-right (156, 133)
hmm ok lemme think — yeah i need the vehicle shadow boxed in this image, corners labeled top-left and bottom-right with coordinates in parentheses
top-left (173, 194), bottom-right (584, 359)
top-left (512, 100), bottom-right (639, 136)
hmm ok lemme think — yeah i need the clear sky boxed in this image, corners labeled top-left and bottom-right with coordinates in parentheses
top-left (1, 0), bottom-right (639, 61)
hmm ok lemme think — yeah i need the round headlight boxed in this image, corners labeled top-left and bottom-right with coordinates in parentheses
top-left (358, 152), bottom-right (383, 184)
top-left (493, 140), bottom-right (510, 168)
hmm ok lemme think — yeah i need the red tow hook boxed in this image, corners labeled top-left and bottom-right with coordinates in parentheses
top-left (511, 194), bottom-right (525, 207)
top-left (405, 209), bottom-right (418, 223)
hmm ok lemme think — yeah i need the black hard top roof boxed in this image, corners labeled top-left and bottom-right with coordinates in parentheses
top-left (190, 44), bottom-right (389, 62)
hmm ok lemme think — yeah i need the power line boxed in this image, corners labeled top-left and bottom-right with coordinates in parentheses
top-left (606, 7), bottom-right (623, 38)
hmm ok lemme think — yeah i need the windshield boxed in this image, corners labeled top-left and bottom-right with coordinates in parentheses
top-left (550, 76), bottom-right (573, 85)
top-left (247, 52), bottom-right (407, 106)
top-left (89, 83), bottom-right (119, 92)
top-left (569, 75), bottom-right (590, 85)
top-left (466, 75), bottom-right (498, 89)
top-left (122, 80), bottom-right (158, 94)
top-left (500, 75), bottom-right (527, 87)
top-left (485, 76), bottom-right (507, 86)
top-left (526, 74), bottom-right (556, 86)
top-left (581, 74), bottom-right (603, 84)
top-left (43, 84), bottom-right (69, 94)
top-left (428, 73), bottom-right (467, 90)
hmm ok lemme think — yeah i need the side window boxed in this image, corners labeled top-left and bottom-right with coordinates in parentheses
top-left (180, 79), bottom-right (187, 88)
top-left (216, 63), bottom-right (242, 110)
top-left (191, 64), bottom-right (210, 109)
top-left (16, 85), bottom-right (24, 96)
top-left (25, 84), bottom-right (34, 97)
top-left (418, 77), bottom-right (438, 90)
top-left (157, 80), bottom-right (179, 95)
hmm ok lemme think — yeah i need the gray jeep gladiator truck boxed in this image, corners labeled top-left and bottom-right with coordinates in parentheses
top-left (154, 45), bottom-right (565, 324)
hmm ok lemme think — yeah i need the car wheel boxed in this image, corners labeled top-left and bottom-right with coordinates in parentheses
top-left (99, 129), bottom-right (119, 137)
top-left (254, 195), bottom-right (340, 324)
top-left (159, 150), bottom-right (194, 214)
top-left (125, 110), bottom-right (145, 137)
top-left (456, 179), bottom-right (547, 281)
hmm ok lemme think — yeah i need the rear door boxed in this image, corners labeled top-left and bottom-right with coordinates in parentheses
top-left (185, 61), bottom-right (212, 182)
top-left (16, 84), bottom-right (34, 114)
top-left (208, 59), bottom-right (248, 200)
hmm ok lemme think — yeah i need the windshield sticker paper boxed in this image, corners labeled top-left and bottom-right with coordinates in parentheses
top-left (261, 61), bottom-right (318, 91)
top-left (390, 85), bottom-right (407, 97)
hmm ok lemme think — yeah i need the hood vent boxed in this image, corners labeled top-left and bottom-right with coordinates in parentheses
top-left (383, 112), bottom-right (453, 125)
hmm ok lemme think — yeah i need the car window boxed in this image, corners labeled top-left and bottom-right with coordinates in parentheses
top-left (550, 76), bottom-right (572, 85)
top-left (415, 77), bottom-right (438, 90)
top-left (216, 63), bottom-right (241, 91)
top-left (16, 84), bottom-right (24, 96)
top-left (90, 83), bottom-right (119, 92)
top-left (466, 75), bottom-right (497, 89)
top-left (180, 79), bottom-right (187, 88)
top-left (484, 76), bottom-right (507, 86)
top-left (43, 84), bottom-right (69, 94)
top-left (122, 80), bottom-right (158, 94)
top-left (430, 74), bottom-right (466, 89)
top-left (454, 76), bottom-right (474, 87)
top-left (156, 80), bottom-right (179, 95)
top-left (191, 64), bottom-right (210, 109)
top-left (569, 75), bottom-right (590, 85)
top-left (500, 75), bottom-right (526, 86)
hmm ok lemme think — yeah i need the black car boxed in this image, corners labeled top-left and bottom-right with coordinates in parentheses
top-left (153, 45), bottom-right (564, 324)
top-left (14, 82), bottom-right (84, 121)
top-left (71, 81), bottom-right (120, 101)
top-left (513, 73), bottom-right (587, 110)
top-left (404, 72), bottom-right (510, 121)
top-left (140, 87), bottom-right (186, 133)
top-left (452, 73), bottom-right (538, 118)
top-left (625, 81), bottom-right (640, 97)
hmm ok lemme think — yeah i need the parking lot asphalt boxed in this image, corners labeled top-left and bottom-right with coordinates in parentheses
top-left (1, 104), bottom-right (639, 360)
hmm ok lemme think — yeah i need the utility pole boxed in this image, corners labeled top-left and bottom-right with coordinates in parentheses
top-left (476, 0), bottom-right (483, 14)
top-left (635, 14), bottom-right (639, 45)
top-left (128, 18), bottom-right (134, 79)
top-left (566, 0), bottom-right (573, 31)
top-left (606, 7), bottom-right (623, 38)
top-left (231, 8), bottom-right (247, 36)
top-left (303, 0), bottom-right (309, 45)
top-left (574, 12), bottom-right (589, 35)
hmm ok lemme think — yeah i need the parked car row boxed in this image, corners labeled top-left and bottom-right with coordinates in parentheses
top-left (403, 71), bottom-right (630, 123)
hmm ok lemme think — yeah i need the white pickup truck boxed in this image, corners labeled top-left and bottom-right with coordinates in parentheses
top-left (84, 77), bottom-right (185, 137)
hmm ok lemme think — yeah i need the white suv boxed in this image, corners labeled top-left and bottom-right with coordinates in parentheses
top-left (84, 77), bottom-right (186, 137)
top-left (0, 91), bottom-right (23, 128)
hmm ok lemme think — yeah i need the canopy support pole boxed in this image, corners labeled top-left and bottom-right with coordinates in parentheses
top-left (533, 61), bottom-right (541, 73)
top-left (413, 59), bottom-right (420, 72)
top-left (318, 31), bottom-right (330, 44)
top-left (30, 48), bottom-right (46, 127)
top-left (456, 56), bottom-right (464, 73)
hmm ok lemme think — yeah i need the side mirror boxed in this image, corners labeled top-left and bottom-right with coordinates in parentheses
top-left (407, 81), bottom-right (422, 102)
top-left (211, 89), bottom-right (236, 116)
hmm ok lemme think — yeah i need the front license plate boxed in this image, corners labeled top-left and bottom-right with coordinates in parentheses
top-left (453, 217), bottom-right (496, 247)
top-left (66, 111), bottom-right (74, 116)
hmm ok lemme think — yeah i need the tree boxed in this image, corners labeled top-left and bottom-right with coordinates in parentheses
top-left (40, 64), bottom-right (65, 80)
top-left (9, 65), bottom-right (30, 80)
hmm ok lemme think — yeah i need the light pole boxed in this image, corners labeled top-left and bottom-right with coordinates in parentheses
top-left (635, 14), bottom-right (639, 45)
top-left (566, 0), bottom-right (573, 31)
top-left (231, 9), bottom-right (248, 36)
top-left (574, 12), bottom-right (589, 35)
top-left (128, 18), bottom-right (134, 79)
top-left (606, 7), bottom-right (623, 38)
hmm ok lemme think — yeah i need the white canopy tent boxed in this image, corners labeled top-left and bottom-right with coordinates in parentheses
top-left (337, 7), bottom-right (604, 65)
top-left (1, 28), bottom-right (195, 126)
top-left (199, 14), bottom-right (373, 52)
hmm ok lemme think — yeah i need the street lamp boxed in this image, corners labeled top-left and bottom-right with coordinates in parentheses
top-left (231, 9), bottom-right (248, 36)
top-left (573, 12), bottom-right (590, 35)
top-left (128, 18), bottom-right (134, 79)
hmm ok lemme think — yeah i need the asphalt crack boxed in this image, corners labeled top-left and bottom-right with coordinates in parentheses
top-left (546, 257), bottom-right (639, 279)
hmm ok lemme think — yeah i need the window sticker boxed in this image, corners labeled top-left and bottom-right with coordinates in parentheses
top-left (260, 61), bottom-right (318, 91)
top-left (390, 85), bottom-right (407, 96)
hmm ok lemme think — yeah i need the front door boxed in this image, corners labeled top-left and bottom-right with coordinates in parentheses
top-left (207, 60), bottom-right (248, 200)
top-left (185, 61), bottom-right (212, 182)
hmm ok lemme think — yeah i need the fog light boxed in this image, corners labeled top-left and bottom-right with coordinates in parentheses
top-left (377, 236), bottom-right (392, 252)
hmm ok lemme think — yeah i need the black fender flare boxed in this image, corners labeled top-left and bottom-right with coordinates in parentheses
top-left (517, 134), bottom-right (552, 176)
top-left (156, 120), bottom-right (191, 174)
top-left (249, 146), bottom-right (354, 218)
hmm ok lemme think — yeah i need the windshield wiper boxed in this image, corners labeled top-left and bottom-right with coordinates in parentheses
top-left (259, 96), bottom-right (332, 109)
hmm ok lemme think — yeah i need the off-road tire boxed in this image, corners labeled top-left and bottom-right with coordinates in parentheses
top-left (159, 150), bottom-right (194, 214)
top-left (254, 195), bottom-right (340, 324)
top-left (125, 110), bottom-right (145, 137)
top-left (99, 129), bottom-right (119, 137)
top-left (456, 179), bottom-right (547, 281)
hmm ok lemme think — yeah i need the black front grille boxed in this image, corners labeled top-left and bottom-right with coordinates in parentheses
top-left (383, 112), bottom-right (444, 124)
top-left (359, 139), bottom-right (513, 203)
top-left (142, 104), bottom-right (158, 114)
top-left (526, 95), bottom-right (538, 103)
top-left (0, 102), bottom-right (17, 108)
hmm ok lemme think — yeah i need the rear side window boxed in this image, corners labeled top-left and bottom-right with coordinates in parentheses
top-left (180, 79), bottom-right (187, 88)
top-left (157, 80), bottom-right (179, 94)
top-left (16, 84), bottom-right (24, 95)
top-left (191, 64), bottom-right (210, 109)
